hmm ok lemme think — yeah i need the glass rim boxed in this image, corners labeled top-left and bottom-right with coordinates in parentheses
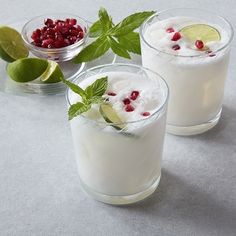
top-left (21, 12), bottom-right (89, 53)
top-left (140, 7), bottom-right (234, 58)
top-left (66, 63), bottom-right (169, 126)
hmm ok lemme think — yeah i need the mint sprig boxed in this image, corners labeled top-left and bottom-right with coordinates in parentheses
top-left (73, 8), bottom-right (155, 63)
top-left (61, 76), bottom-right (108, 120)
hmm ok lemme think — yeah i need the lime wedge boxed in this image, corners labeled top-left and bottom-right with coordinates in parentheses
top-left (40, 60), bottom-right (64, 83)
top-left (180, 24), bottom-right (221, 43)
top-left (7, 58), bottom-right (48, 83)
top-left (100, 103), bottom-right (125, 130)
top-left (0, 26), bottom-right (29, 62)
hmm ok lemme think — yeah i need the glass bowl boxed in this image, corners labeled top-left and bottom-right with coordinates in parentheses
top-left (21, 13), bottom-right (88, 62)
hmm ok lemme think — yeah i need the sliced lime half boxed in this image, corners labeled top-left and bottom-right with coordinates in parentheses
top-left (7, 58), bottom-right (48, 83)
top-left (180, 24), bottom-right (221, 43)
top-left (99, 103), bottom-right (125, 130)
top-left (0, 26), bottom-right (29, 62)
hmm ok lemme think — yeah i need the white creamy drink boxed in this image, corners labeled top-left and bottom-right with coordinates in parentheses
top-left (141, 9), bottom-right (233, 135)
top-left (67, 64), bottom-right (168, 204)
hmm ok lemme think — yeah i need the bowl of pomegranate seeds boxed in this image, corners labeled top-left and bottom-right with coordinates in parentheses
top-left (21, 13), bottom-right (88, 61)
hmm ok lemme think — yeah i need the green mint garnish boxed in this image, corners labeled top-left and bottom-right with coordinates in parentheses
top-left (73, 8), bottom-right (155, 63)
top-left (60, 76), bottom-right (108, 120)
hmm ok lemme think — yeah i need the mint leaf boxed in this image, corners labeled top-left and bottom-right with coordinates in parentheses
top-left (85, 76), bottom-right (108, 98)
top-left (73, 36), bottom-right (110, 63)
top-left (108, 37), bottom-right (131, 59)
top-left (89, 20), bottom-right (103, 38)
top-left (75, 8), bottom-right (155, 62)
top-left (88, 96), bottom-right (105, 104)
top-left (60, 77), bottom-right (86, 100)
top-left (89, 8), bottom-right (113, 38)
top-left (118, 32), bottom-right (141, 54)
top-left (99, 7), bottom-right (113, 32)
top-left (110, 11), bottom-right (156, 36)
top-left (68, 102), bottom-right (91, 120)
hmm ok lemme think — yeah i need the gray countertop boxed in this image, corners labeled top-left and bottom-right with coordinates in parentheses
top-left (0, 0), bottom-right (236, 235)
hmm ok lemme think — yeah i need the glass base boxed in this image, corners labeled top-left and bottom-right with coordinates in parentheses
top-left (166, 109), bottom-right (222, 136)
top-left (80, 175), bottom-right (161, 205)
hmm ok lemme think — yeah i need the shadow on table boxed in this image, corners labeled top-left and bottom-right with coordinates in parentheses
top-left (170, 105), bottom-right (236, 147)
top-left (112, 169), bottom-right (236, 232)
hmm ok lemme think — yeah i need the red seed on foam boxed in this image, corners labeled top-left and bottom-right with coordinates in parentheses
top-left (107, 92), bottom-right (117, 96)
top-left (172, 44), bottom-right (181, 50)
top-left (123, 98), bottom-right (131, 105)
top-left (142, 112), bottom-right (150, 117)
top-left (125, 104), bottom-right (135, 112)
top-left (171, 32), bottom-right (181, 41)
top-left (195, 40), bottom-right (204, 49)
top-left (206, 50), bottom-right (216, 57)
top-left (166, 27), bottom-right (175, 33)
top-left (130, 91), bottom-right (139, 100)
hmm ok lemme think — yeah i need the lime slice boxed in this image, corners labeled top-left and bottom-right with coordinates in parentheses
top-left (40, 60), bottom-right (64, 83)
top-left (180, 24), bottom-right (221, 43)
top-left (0, 26), bottom-right (29, 62)
top-left (7, 58), bottom-right (48, 83)
top-left (100, 103), bottom-right (125, 130)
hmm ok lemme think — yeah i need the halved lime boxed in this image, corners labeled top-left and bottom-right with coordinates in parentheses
top-left (40, 60), bottom-right (64, 83)
top-left (180, 24), bottom-right (221, 43)
top-left (99, 103), bottom-right (125, 130)
top-left (0, 26), bottom-right (29, 62)
top-left (7, 58), bottom-right (48, 83)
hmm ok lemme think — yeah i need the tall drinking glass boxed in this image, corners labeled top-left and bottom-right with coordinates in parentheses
top-left (140, 8), bottom-right (233, 135)
top-left (66, 64), bottom-right (169, 205)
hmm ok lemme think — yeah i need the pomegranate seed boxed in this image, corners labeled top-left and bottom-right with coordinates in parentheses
top-left (42, 26), bottom-right (47, 32)
top-left (70, 29), bottom-right (79, 36)
top-left (78, 31), bottom-right (84, 38)
top-left (77, 25), bottom-right (83, 31)
top-left (206, 50), bottom-right (216, 57)
top-left (107, 92), bottom-right (116, 96)
top-left (125, 104), bottom-right (135, 112)
top-left (63, 38), bottom-right (70, 46)
top-left (142, 112), bottom-right (150, 117)
top-left (195, 40), bottom-right (204, 49)
top-left (44, 18), bottom-right (54, 27)
top-left (54, 40), bottom-right (64, 48)
top-left (69, 18), bottom-right (77, 26)
top-left (130, 91), bottom-right (139, 100)
top-left (171, 32), bottom-right (181, 41)
top-left (123, 98), bottom-right (131, 105)
top-left (47, 43), bottom-right (54, 48)
top-left (41, 38), bottom-right (54, 47)
top-left (69, 36), bottom-right (77, 43)
top-left (172, 44), bottom-right (181, 50)
top-left (166, 27), bottom-right (175, 33)
top-left (209, 53), bottom-right (216, 57)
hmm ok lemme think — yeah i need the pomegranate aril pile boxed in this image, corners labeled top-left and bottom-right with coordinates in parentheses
top-left (31, 18), bottom-right (84, 49)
